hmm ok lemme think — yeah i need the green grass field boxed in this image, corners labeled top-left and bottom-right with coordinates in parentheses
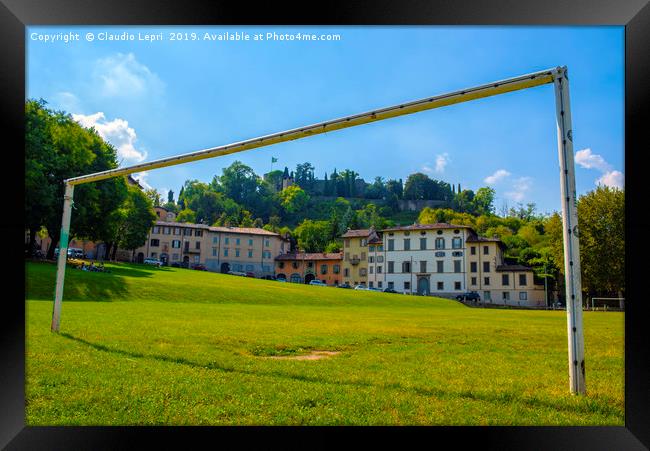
top-left (25, 261), bottom-right (624, 425)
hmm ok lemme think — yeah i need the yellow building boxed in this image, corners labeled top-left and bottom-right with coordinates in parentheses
top-left (341, 228), bottom-right (380, 287)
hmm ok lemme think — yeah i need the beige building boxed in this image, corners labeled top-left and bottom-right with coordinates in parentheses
top-left (465, 234), bottom-right (546, 306)
top-left (341, 228), bottom-right (380, 287)
top-left (134, 221), bottom-right (289, 277)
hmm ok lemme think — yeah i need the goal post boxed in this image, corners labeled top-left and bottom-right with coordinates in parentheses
top-left (49, 66), bottom-right (587, 395)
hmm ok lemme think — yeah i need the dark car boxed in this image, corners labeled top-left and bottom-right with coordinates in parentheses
top-left (245, 272), bottom-right (255, 278)
top-left (338, 282), bottom-right (352, 289)
top-left (191, 264), bottom-right (208, 271)
top-left (261, 275), bottom-right (276, 280)
top-left (383, 288), bottom-right (399, 294)
top-left (171, 261), bottom-right (189, 268)
top-left (456, 291), bottom-right (481, 302)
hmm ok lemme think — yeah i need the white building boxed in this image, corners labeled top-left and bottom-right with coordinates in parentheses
top-left (381, 223), bottom-right (470, 296)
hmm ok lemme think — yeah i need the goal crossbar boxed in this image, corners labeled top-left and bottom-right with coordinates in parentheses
top-left (50, 65), bottom-right (587, 395)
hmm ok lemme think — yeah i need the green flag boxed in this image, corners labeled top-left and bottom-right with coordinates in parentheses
top-left (271, 157), bottom-right (278, 163)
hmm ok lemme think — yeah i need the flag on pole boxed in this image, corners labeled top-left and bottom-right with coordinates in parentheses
top-left (271, 157), bottom-right (278, 163)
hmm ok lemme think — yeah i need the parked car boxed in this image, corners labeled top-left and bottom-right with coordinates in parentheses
top-left (275, 277), bottom-right (287, 283)
top-left (261, 275), bottom-right (276, 280)
top-left (383, 288), bottom-right (399, 294)
top-left (191, 264), bottom-right (208, 271)
top-left (338, 282), bottom-right (352, 289)
top-left (368, 287), bottom-right (383, 292)
top-left (143, 258), bottom-right (163, 267)
top-left (354, 285), bottom-right (368, 290)
top-left (309, 279), bottom-right (327, 286)
top-left (68, 248), bottom-right (84, 258)
top-left (456, 291), bottom-right (481, 302)
top-left (245, 272), bottom-right (256, 278)
top-left (171, 261), bottom-right (189, 268)
top-left (227, 270), bottom-right (247, 277)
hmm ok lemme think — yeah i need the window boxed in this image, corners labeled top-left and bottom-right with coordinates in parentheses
top-left (292, 261), bottom-right (299, 269)
top-left (150, 239), bottom-right (160, 247)
top-left (369, 256), bottom-right (374, 263)
top-left (437, 261), bottom-right (444, 273)
top-left (224, 237), bottom-right (230, 244)
top-left (435, 238), bottom-right (445, 249)
top-left (387, 239), bottom-right (394, 251)
top-left (184, 228), bottom-right (192, 236)
top-left (360, 252), bottom-right (366, 261)
top-left (377, 256), bottom-right (384, 263)
top-left (361, 239), bottom-right (368, 246)
top-left (471, 277), bottom-right (477, 285)
top-left (502, 274), bottom-right (510, 286)
top-left (333, 265), bottom-right (340, 274)
top-left (437, 230), bottom-right (443, 235)
top-left (471, 246), bottom-right (476, 255)
top-left (234, 264), bottom-right (242, 271)
top-left (174, 227), bottom-right (181, 235)
top-left (378, 281), bottom-right (383, 288)
top-left (195, 241), bottom-right (200, 250)
top-left (164, 227), bottom-right (171, 235)
top-left (236, 238), bottom-right (240, 245)
top-left (420, 238), bottom-right (427, 250)
top-left (344, 268), bottom-right (350, 277)
top-left (404, 231), bottom-right (410, 236)
top-left (262, 265), bottom-right (271, 272)
top-left (369, 281), bottom-right (374, 288)
top-left (369, 266), bottom-right (374, 274)
top-left (153, 226), bottom-right (160, 234)
top-left (151, 252), bottom-right (157, 258)
top-left (377, 266), bottom-right (382, 274)
top-left (248, 250), bottom-right (253, 258)
top-left (454, 229), bottom-right (460, 234)
top-left (248, 239), bottom-right (253, 246)
top-left (403, 239), bottom-right (410, 251)
top-left (224, 248), bottom-right (229, 256)
top-left (437, 281), bottom-right (444, 290)
top-left (344, 239), bottom-right (350, 248)
top-left (194, 255), bottom-right (200, 263)
top-left (369, 245), bottom-right (375, 252)
top-left (483, 246), bottom-right (489, 255)
top-left (360, 268), bottom-right (367, 276)
top-left (420, 261), bottom-right (427, 273)
top-left (519, 274), bottom-right (527, 286)
top-left (235, 249), bottom-right (240, 257)
top-left (212, 247), bottom-right (217, 256)
top-left (172, 253), bottom-right (179, 261)
top-left (278, 262), bottom-right (285, 269)
top-left (345, 252), bottom-right (350, 261)
top-left (404, 281), bottom-right (411, 290)
top-left (454, 260), bottom-right (461, 273)
top-left (246, 264), bottom-right (254, 271)
top-left (195, 230), bottom-right (203, 237)
top-left (452, 251), bottom-right (463, 257)
top-left (452, 237), bottom-right (462, 249)
top-left (321, 264), bottom-right (328, 274)
top-left (388, 281), bottom-right (394, 289)
top-left (402, 261), bottom-right (411, 273)
top-left (484, 291), bottom-right (491, 301)
top-left (212, 236), bottom-right (219, 244)
top-left (172, 240), bottom-right (181, 248)
top-left (307, 262), bottom-right (314, 268)
top-left (455, 281), bottom-right (461, 290)
top-left (483, 262), bottom-right (490, 273)
top-left (519, 291), bottom-right (528, 301)
top-left (503, 291), bottom-right (510, 301)
top-left (378, 245), bottom-right (383, 252)
top-left (435, 251), bottom-right (446, 257)
top-left (470, 262), bottom-right (477, 273)
top-left (265, 239), bottom-right (270, 247)
top-left (484, 277), bottom-right (490, 286)
top-left (388, 261), bottom-right (394, 273)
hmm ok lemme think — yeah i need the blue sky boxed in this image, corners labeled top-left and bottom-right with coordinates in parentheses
top-left (27, 26), bottom-right (624, 215)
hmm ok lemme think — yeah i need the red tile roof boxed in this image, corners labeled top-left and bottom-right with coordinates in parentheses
top-left (341, 229), bottom-right (373, 238)
top-left (381, 223), bottom-right (471, 232)
top-left (275, 252), bottom-right (343, 261)
top-left (153, 220), bottom-right (281, 236)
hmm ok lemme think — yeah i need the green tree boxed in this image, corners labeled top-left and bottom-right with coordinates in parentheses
top-left (294, 219), bottom-right (331, 252)
top-left (144, 189), bottom-right (162, 207)
top-left (167, 190), bottom-right (174, 204)
top-left (176, 208), bottom-right (197, 223)
top-left (110, 185), bottom-right (157, 259)
top-left (279, 185), bottom-right (310, 214)
top-left (472, 187), bottom-right (496, 215)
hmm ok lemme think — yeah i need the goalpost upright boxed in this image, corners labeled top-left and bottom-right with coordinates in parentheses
top-left (49, 66), bottom-right (586, 394)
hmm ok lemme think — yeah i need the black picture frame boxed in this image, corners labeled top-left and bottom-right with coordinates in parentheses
top-left (4, 0), bottom-right (648, 448)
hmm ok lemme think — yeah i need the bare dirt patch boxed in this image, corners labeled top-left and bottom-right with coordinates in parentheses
top-left (263, 350), bottom-right (341, 360)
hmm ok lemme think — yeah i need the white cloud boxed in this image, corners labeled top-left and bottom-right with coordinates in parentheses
top-left (132, 171), bottom-right (152, 190)
top-left (93, 52), bottom-right (164, 98)
top-left (72, 112), bottom-right (148, 163)
top-left (421, 163), bottom-right (434, 174)
top-left (505, 176), bottom-right (532, 202)
top-left (52, 91), bottom-right (81, 112)
top-left (597, 170), bottom-right (624, 189)
top-left (575, 148), bottom-right (611, 172)
top-left (435, 153), bottom-right (450, 173)
top-left (575, 148), bottom-right (624, 189)
top-left (484, 169), bottom-right (511, 185)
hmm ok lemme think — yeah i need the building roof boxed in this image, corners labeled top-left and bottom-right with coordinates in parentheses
top-left (381, 223), bottom-right (472, 233)
top-left (275, 252), bottom-right (343, 261)
top-left (153, 220), bottom-right (281, 237)
top-left (496, 264), bottom-right (533, 272)
top-left (341, 229), bottom-right (373, 238)
top-left (368, 236), bottom-right (383, 244)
